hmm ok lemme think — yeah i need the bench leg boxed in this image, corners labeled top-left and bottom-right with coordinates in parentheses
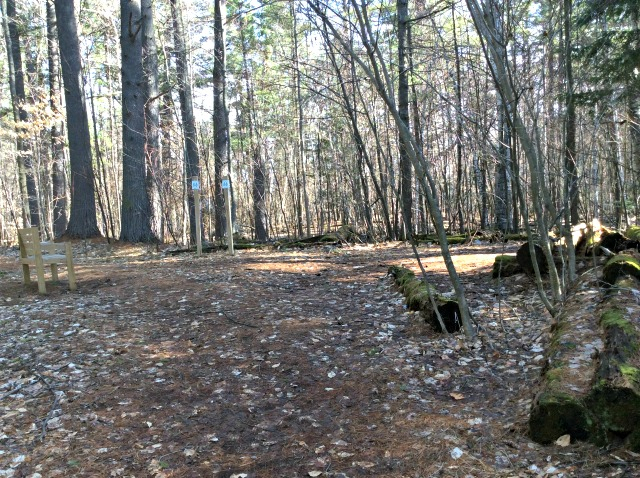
top-left (51, 264), bottom-right (59, 281)
top-left (35, 257), bottom-right (47, 294)
top-left (65, 243), bottom-right (76, 291)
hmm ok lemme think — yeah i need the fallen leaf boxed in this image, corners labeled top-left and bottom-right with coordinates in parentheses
top-left (555, 434), bottom-right (571, 447)
top-left (450, 392), bottom-right (465, 400)
top-left (308, 472), bottom-right (323, 477)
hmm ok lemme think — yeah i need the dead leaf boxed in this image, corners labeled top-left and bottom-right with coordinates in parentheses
top-left (450, 392), bottom-right (465, 400)
top-left (308, 472), bottom-right (323, 477)
top-left (555, 434), bottom-right (571, 447)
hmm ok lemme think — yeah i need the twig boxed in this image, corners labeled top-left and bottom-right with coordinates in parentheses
top-left (0, 382), bottom-right (25, 400)
top-left (33, 372), bottom-right (61, 443)
top-left (217, 309), bottom-right (260, 329)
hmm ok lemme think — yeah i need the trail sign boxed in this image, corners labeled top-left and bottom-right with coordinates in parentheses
top-left (222, 179), bottom-right (230, 189)
top-left (191, 180), bottom-right (200, 190)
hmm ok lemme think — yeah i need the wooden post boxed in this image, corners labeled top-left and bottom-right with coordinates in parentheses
top-left (223, 176), bottom-right (234, 256)
top-left (192, 177), bottom-right (202, 256)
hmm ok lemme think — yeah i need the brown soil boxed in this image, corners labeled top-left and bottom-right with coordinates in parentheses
top-left (0, 241), bottom-right (635, 477)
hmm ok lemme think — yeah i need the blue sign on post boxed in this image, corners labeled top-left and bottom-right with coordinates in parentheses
top-left (191, 180), bottom-right (200, 190)
top-left (222, 179), bottom-right (230, 189)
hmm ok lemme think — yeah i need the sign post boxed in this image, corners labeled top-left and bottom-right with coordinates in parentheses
top-left (222, 176), bottom-right (234, 256)
top-left (191, 177), bottom-right (202, 256)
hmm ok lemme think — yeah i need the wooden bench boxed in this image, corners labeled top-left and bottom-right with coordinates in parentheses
top-left (18, 227), bottom-right (76, 294)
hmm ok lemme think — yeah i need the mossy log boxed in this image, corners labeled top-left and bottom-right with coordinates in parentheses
top-left (492, 255), bottom-right (522, 278)
top-left (516, 242), bottom-right (548, 275)
top-left (413, 234), bottom-right (468, 245)
top-left (388, 265), bottom-right (461, 333)
top-left (626, 226), bottom-right (640, 242)
top-left (602, 254), bottom-right (640, 285)
top-left (529, 271), bottom-right (640, 450)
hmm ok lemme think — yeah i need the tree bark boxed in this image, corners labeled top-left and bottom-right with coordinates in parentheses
top-left (170, 0), bottom-right (201, 244)
top-left (54, 0), bottom-right (100, 238)
top-left (397, 0), bottom-right (413, 238)
top-left (142, 0), bottom-right (162, 239)
top-left (3, 0), bottom-right (38, 227)
top-left (120, 0), bottom-right (155, 242)
top-left (213, 0), bottom-right (228, 240)
top-left (46, 0), bottom-right (67, 238)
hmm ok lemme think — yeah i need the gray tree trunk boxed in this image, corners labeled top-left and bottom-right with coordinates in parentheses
top-left (213, 0), bottom-right (228, 240)
top-left (170, 0), bottom-right (200, 244)
top-left (54, 0), bottom-right (100, 238)
top-left (142, 0), bottom-right (162, 239)
top-left (46, 0), bottom-right (67, 238)
top-left (397, 0), bottom-right (413, 238)
top-left (3, 0), bottom-right (39, 227)
top-left (120, 0), bottom-right (154, 242)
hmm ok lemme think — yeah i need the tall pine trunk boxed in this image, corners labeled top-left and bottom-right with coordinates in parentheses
top-left (120, 0), bottom-right (154, 242)
top-left (171, 0), bottom-right (201, 244)
top-left (397, 0), bottom-right (413, 237)
top-left (46, 0), bottom-right (67, 238)
top-left (54, 0), bottom-right (100, 238)
top-left (3, 0), bottom-right (39, 227)
top-left (142, 0), bottom-right (162, 240)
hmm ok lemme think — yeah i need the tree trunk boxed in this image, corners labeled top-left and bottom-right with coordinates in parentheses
top-left (291, 2), bottom-right (311, 237)
top-left (120, 0), bottom-right (154, 242)
top-left (397, 0), bottom-right (413, 238)
top-left (2, 0), bottom-right (38, 227)
top-left (142, 0), bottom-right (162, 240)
top-left (46, 0), bottom-right (67, 238)
top-left (213, 0), bottom-right (228, 240)
top-left (54, 0), bottom-right (100, 238)
top-left (170, 0), bottom-right (201, 244)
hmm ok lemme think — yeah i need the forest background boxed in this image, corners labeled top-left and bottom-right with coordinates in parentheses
top-left (0, 0), bottom-right (638, 261)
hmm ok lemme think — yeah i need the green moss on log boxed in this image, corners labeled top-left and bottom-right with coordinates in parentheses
top-left (388, 265), bottom-right (461, 333)
top-left (626, 226), bottom-right (640, 241)
top-left (529, 391), bottom-right (594, 444)
top-left (492, 255), bottom-right (522, 278)
top-left (602, 254), bottom-right (640, 285)
top-left (413, 234), bottom-right (468, 245)
top-left (601, 309), bottom-right (636, 336)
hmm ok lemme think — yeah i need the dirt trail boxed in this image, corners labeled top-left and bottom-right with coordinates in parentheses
top-left (0, 242), bottom-right (633, 477)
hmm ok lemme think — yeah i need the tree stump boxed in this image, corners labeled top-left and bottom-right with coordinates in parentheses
top-left (388, 266), bottom-right (461, 333)
top-left (516, 242), bottom-right (547, 275)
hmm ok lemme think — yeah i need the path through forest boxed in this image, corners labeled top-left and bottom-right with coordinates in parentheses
top-left (0, 242), bottom-right (634, 477)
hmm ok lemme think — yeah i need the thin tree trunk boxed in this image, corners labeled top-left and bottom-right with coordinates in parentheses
top-left (212, 0), bottom-right (227, 240)
top-left (292, 2), bottom-right (311, 237)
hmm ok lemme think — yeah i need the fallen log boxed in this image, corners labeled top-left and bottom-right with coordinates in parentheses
top-left (388, 265), bottom-right (461, 333)
top-left (602, 253), bottom-right (640, 286)
top-left (492, 254), bottom-right (522, 278)
top-left (529, 266), bottom-right (640, 450)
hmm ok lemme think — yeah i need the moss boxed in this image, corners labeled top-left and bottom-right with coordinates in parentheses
top-left (529, 391), bottom-right (593, 444)
top-left (491, 255), bottom-right (522, 278)
top-left (602, 254), bottom-right (640, 285)
top-left (503, 233), bottom-right (529, 242)
top-left (413, 234), bottom-right (468, 245)
top-left (619, 364), bottom-right (640, 387)
top-left (601, 309), bottom-right (637, 336)
top-left (626, 226), bottom-right (640, 241)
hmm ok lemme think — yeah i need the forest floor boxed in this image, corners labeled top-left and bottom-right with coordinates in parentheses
top-left (0, 240), bottom-right (636, 477)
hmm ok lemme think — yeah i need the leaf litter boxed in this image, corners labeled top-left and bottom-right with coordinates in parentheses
top-left (0, 241), bottom-right (634, 476)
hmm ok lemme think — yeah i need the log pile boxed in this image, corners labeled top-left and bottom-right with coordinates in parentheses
top-left (388, 265), bottom-right (461, 333)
